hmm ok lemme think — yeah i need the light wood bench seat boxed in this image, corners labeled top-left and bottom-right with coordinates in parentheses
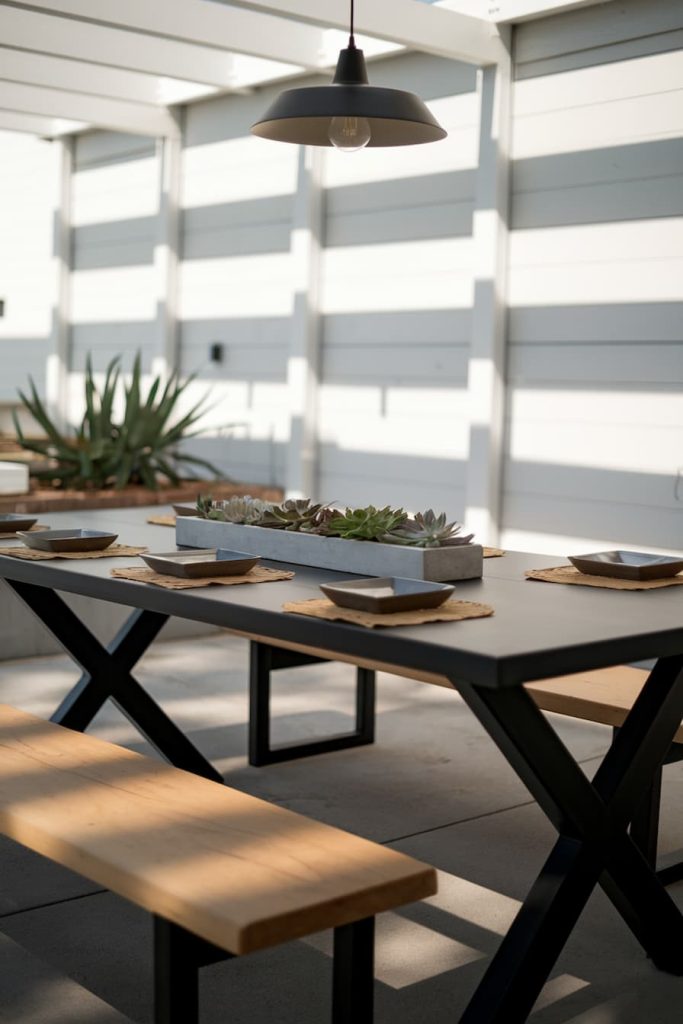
top-left (0, 704), bottom-right (436, 1023)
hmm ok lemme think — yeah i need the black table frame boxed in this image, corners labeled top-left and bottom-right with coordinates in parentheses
top-left (2, 555), bottom-right (683, 1024)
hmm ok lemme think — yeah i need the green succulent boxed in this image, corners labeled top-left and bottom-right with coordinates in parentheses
top-left (13, 353), bottom-right (221, 491)
top-left (327, 505), bottom-right (408, 542)
top-left (258, 498), bottom-right (323, 531)
top-left (202, 495), bottom-right (272, 524)
top-left (387, 509), bottom-right (474, 548)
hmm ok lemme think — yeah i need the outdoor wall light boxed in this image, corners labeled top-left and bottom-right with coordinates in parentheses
top-left (251, 1), bottom-right (447, 150)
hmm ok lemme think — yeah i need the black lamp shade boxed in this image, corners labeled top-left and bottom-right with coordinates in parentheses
top-left (251, 47), bottom-right (447, 147)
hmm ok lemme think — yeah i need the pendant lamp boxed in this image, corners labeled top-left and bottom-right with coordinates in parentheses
top-left (251, 0), bottom-right (447, 150)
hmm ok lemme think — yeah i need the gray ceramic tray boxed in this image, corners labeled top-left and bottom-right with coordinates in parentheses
top-left (569, 550), bottom-right (683, 581)
top-left (141, 549), bottom-right (261, 579)
top-left (17, 529), bottom-right (118, 553)
top-left (0, 513), bottom-right (38, 533)
top-left (320, 576), bottom-right (454, 613)
top-left (172, 504), bottom-right (198, 517)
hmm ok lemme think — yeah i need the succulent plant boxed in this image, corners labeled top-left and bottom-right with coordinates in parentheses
top-left (200, 495), bottom-right (272, 524)
top-left (299, 505), bottom-right (340, 536)
top-left (258, 498), bottom-right (323, 531)
top-left (327, 505), bottom-right (408, 542)
top-left (387, 509), bottom-right (474, 548)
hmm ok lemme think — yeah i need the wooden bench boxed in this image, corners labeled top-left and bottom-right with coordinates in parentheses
top-left (247, 641), bottom-right (682, 884)
top-left (0, 704), bottom-right (437, 1023)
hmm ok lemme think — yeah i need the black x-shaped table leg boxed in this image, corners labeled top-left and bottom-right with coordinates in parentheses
top-left (454, 654), bottom-right (683, 1024)
top-left (6, 579), bottom-right (222, 783)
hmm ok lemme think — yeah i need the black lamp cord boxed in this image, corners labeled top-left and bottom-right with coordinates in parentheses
top-left (349, 0), bottom-right (356, 48)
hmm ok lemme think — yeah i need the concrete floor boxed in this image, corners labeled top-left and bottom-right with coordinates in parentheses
top-left (0, 632), bottom-right (681, 1023)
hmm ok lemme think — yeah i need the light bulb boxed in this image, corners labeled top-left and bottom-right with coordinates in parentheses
top-left (328, 116), bottom-right (371, 152)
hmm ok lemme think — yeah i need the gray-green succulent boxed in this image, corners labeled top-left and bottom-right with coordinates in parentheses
top-left (386, 509), bottom-right (474, 548)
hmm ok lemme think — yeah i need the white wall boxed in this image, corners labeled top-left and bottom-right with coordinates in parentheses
top-left (0, 0), bottom-right (680, 554)
top-left (501, 0), bottom-right (683, 555)
top-left (0, 131), bottom-right (59, 412)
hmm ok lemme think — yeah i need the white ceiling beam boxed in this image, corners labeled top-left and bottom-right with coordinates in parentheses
top-left (0, 7), bottom-right (263, 89)
top-left (483, 0), bottom-right (615, 22)
top-left (0, 48), bottom-right (206, 106)
top-left (0, 109), bottom-right (88, 136)
top-left (5, 0), bottom-right (325, 70)
top-left (0, 82), bottom-right (179, 137)
top-left (228, 0), bottom-right (503, 65)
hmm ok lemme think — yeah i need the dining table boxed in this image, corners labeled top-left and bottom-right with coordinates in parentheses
top-left (0, 506), bottom-right (682, 1024)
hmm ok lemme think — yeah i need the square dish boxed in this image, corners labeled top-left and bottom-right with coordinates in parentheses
top-left (172, 504), bottom-right (198, 517)
top-left (320, 576), bottom-right (454, 614)
top-left (0, 513), bottom-right (38, 533)
top-left (16, 529), bottom-right (118, 553)
top-left (141, 549), bottom-right (261, 579)
top-left (569, 550), bottom-right (683, 581)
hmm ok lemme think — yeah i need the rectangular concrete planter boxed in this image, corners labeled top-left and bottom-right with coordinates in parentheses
top-left (176, 517), bottom-right (483, 582)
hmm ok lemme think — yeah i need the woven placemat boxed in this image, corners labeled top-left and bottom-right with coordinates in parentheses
top-left (526, 565), bottom-right (683, 591)
top-left (484, 547), bottom-right (505, 558)
top-left (111, 565), bottom-right (294, 590)
top-left (0, 544), bottom-right (147, 561)
top-left (283, 597), bottom-right (494, 629)
top-left (146, 514), bottom-right (176, 527)
top-left (0, 524), bottom-right (50, 540)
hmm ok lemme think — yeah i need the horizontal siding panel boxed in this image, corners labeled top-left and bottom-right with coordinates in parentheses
top-left (71, 157), bottom-right (159, 226)
top-left (514, 0), bottom-right (683, 66)
top-left (508, 259), bottom-right (683, 306)
top-left (326, 170), bottom-right (475, 216)
top-left (326, 201), bottom-right (473, 248)
top-left (508, 302), bottom-right (683, 344)
top-left (501, 492), bottom-right (683, 554)
top-left (181, 137), bottom-right (298, 208)
top-left (317, 469), bottom-right (466, 516)
top-left (515, 29), bottom-right (683, 81)
top-left (509, 219), bottom-right (683, 265)
top-left (182, 221), bottom-right (290, 260)
top-left (0, 338), bottom-right (48, 399)
top-left (508, 343), bottom-right (683, 385)
top-left (180, 316), bottom-right (289, 349)
top-left (504, 461), bottom-right (681, 512)
top-left (323, 309), bottom-right (471, 346)
top-left (508, 416), bottom-right (682, 475)
top-left (322, 345), bottom-right (469, 384)
top-left (512, 90), bottom-right (683, 158)
top-left (512, 173), bottom-right (683, 229)
top-left (74, 132), bottom-right (155, 170)
top-left (71, 267), bottom-right (157, 323)
top-left (514, 49), bottom-right (683, 115)
top-left (512, 137), bottom-right (683, 194)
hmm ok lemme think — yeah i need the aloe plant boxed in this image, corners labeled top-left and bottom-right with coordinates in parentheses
top-left (13, 354), bottom-right (221, 490)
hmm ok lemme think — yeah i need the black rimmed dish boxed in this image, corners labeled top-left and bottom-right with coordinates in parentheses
top-left (16, 529), bottom-right (118, 553)
top-left (141, 549), bottom-right (261, 579)
top-left (172, 504), bottom-right (198, 517)
top-left (0, 514), bottom-right (39, 533)
top-left (568, 550), bottom-right (683, 582)
top-left (320, 576), bottom-right (455, 614)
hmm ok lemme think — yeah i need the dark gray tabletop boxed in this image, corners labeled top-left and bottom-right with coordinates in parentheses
top-left (1, 507), bottom-right (682, 689)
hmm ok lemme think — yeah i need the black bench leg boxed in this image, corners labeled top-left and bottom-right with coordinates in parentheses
top-left (333, 918), bottom-right (375, 1024)
top-left (616, 727), bottom-right (683, 887)
top-left (154, 918), bottom-right (200, 1024)
top-left (154, 917), bottom-right (232, 1024)
top-left (249, 641), bottom-right (376, 767)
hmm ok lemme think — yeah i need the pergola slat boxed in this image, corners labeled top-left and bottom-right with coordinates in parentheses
top-left (0, 81), bottom-right (179, 138)
top-left (6, 0), bottom-right (326, 70)
top-left (0, 7), bottom-right (283, 90)
top-left (229, 0), bottom-right (504, 65)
